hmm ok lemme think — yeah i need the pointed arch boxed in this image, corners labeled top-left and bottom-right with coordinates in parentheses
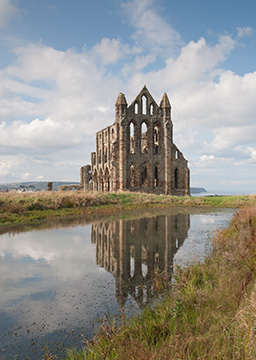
top-left (150, 103), bottom-right (154, 115)
top-left (153, 122), bottom-right (160, 155)
top-left (141, 121), bottom-right (148, 154)
top-left (154, 164), bottom-right (159, 188)
top-left (142, 95), bottom-right (147, 115)
top-left (129, 121), bottom-right (135, 154)
top-left (141, 163), bottom-right (148, 187)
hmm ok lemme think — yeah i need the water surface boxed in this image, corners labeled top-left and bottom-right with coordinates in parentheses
top-left (0, 207), bottom-right (235, 359)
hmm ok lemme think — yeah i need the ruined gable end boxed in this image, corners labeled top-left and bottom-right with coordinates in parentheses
top-left (80, 86), bottom-right (190, 196)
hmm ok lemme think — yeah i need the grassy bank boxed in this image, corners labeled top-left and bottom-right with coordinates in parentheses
top-left (1, 191), bottom-right (256, 226)
top-left (53, 205), bottom-right (256, 360)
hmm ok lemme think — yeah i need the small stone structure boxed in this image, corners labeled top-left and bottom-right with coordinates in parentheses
top-left (80, 86), bottom-right (190, 195)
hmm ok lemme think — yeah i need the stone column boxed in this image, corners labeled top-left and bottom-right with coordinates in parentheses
top-left (164, 123), bottom-right (172, 194)
top-left (119, 121), bottom-right (127, 190)
top-left (83, 165), bottom-right (91, 191)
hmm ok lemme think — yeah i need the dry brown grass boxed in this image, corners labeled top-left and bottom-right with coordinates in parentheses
top-left (1, 191), bottom-right (256, 227)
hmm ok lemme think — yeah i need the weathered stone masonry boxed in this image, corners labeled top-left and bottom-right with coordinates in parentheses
top-left (80, 86), bottom-right (190, 196)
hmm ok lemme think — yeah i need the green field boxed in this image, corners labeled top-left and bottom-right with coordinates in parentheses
top-left (0, 191), bottom-right (256, 226)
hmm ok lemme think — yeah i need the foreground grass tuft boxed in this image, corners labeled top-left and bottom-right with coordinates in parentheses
top-left (1, 191), bottom-right (256, 226)
top-left (59, 206), bottom-right (256, 360)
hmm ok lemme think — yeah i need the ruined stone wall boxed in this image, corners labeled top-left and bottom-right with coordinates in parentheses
top-left (81, 86), bottom-right (190, 196)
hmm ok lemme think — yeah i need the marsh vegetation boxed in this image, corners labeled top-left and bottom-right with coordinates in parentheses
top-left (1, 191), bottom-right (256, 226)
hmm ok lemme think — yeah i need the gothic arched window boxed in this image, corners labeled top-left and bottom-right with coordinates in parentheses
top-left (153, 124), bottom-right (159, 155)
top-left (142, 95), bottom-right (147, 115)
top-left (129, 122), bottom-right (135, 154)
top-left (141, 122), bottom-right (148, 154)
top-left (150, 103), bottom-right (154, 115)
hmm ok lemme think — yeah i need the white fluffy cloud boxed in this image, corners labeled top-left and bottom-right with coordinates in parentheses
top-left (237, 26), bottom-right (253, 38)
top-left (0, 0), bottom-right (19, 28)
top-left (122, 0), bottom-right (182, 55)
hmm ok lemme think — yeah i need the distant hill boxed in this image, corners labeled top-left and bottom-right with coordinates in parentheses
top-left (190, 187), bottom-right (207, 194)
top-left (0, 181), bottom-right (80, 191)
top-left (0, 182), bottom-right (207, 194)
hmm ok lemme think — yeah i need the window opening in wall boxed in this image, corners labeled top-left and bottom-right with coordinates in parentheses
top-left (150, 103), bottom-right (154, 115)
top-left (130, 164), bottom-right (135, 187)
top-left (175, 150), bottom-right (178, 159)
top-left (141, 122), bottom-right (148, 154)
top-left (134, 102), bottom-right (138, 114)
top-left (99, 150), bottom-right (101, 164)
top-left (104, 147), bottom-right (107, 163)
top-left (142, 95), bottom-right (147, 115)
top-left (154, 166), bottom-right (158, 187)
top-left (175, 168), bottom-right (179, 188)
top-left (129, 122), bottom-right (135, 154)
top-left (101, 180), bottom-right (104, 192)
top-left (112, 128), bottom-right (115, 139)
top-left (141, 165), bottom-right (148, 186)
top-left (153, 124), bottom-right (159, 155)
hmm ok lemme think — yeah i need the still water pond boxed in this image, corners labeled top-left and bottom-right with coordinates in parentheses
top-left (0, 207), bottom-right (235, 359)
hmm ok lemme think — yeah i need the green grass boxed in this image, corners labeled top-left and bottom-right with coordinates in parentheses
top-left (42, 206), bottom-right (256, 360)
top-left (1, 191), bottom-right (256, 226)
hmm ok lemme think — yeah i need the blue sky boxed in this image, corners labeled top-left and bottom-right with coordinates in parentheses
top-left (0, 0), bottom-right (256, 191)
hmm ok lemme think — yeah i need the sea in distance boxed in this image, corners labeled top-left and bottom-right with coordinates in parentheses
top-left (191, 189), bottom-right (255, 197)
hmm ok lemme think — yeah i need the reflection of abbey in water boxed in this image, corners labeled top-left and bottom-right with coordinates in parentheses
top-left (91, 213), bottom-right (190, 307)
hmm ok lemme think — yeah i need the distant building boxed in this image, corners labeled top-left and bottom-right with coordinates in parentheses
top-left (80, 86), bottom-right (190, 195)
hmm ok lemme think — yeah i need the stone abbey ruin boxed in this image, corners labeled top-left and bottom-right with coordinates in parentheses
top-left (80, 86), bottom-right (190, 196)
